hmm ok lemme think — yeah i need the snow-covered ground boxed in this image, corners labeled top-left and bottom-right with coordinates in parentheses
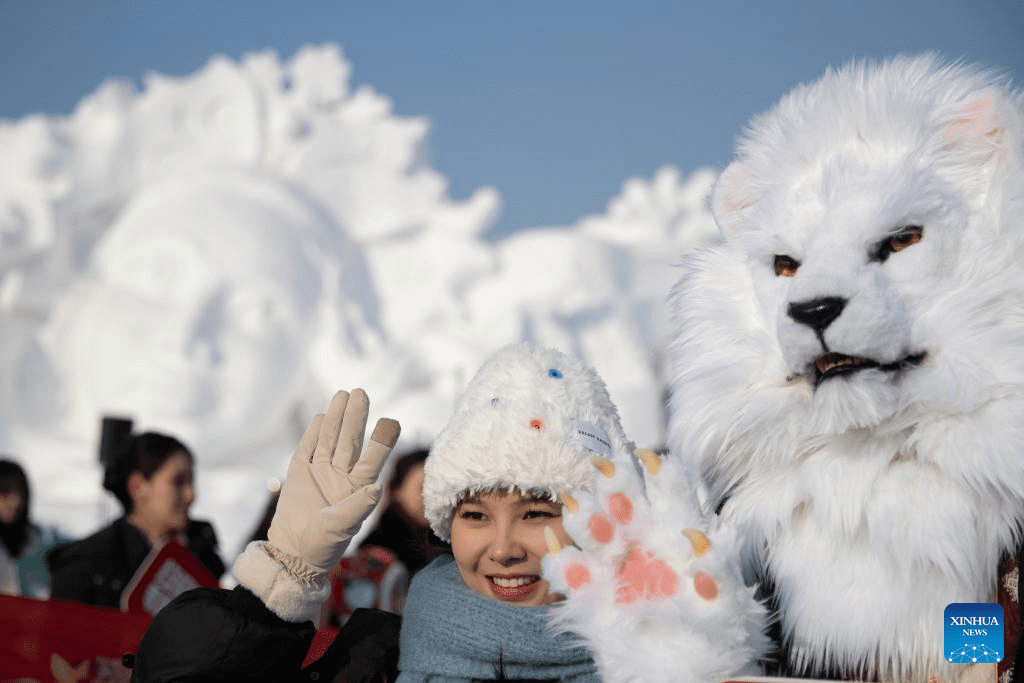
top-left (0, 44), bottom-right (722, 561)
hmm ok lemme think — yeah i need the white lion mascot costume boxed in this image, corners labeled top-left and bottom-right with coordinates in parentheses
top-left (544, 54), bottom-right (1024, 683)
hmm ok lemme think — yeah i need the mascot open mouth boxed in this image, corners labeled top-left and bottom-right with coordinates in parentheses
top-left (814, 352), bottom-right (926, 386)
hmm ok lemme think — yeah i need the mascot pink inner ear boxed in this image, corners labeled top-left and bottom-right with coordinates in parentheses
top-left (711, 162), bottom-right (761, 236)
top-left (944, 93), bottom-right (1005, 160)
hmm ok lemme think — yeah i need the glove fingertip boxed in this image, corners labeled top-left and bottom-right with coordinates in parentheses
top-left (370, 418), bottom-right (401, 448)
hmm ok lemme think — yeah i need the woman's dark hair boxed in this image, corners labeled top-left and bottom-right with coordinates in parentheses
top-left (102, 432), bottom-right (193, 513)
top-left (388, 449), bottom-right (429, 493)
top-left (0, 458), bottom-right (31, 556)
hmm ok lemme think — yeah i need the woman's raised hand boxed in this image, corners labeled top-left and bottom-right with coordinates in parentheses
top-left (267, 389), bottom-right (400, 575)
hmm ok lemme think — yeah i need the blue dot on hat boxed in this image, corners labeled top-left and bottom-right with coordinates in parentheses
top-left (548, 368), bottom-right (563, 378)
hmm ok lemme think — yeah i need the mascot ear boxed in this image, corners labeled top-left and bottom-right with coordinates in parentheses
top-left (710, 162), bottom-right (760, 237)
top-left (943, 92), bottom-right (1016, 167)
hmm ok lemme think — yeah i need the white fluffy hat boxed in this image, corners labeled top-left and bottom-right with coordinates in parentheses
top-left (423, 342), bottom-right (634, 541)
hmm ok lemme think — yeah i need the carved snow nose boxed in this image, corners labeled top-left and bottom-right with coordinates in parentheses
top-left (787, 296), bottom-right (847, 333)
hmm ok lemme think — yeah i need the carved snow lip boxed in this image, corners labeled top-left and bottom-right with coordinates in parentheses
top-left (813, 351), bottom-right (926, 386)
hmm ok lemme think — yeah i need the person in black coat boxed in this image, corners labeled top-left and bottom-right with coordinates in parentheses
top-left (46, 431), bottom-right (225, 609)
top-left (360, 448), bottom-right (447, 576)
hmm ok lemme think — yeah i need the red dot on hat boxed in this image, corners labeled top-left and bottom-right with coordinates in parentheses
top-left (530, 418), bottom-right (544, 431)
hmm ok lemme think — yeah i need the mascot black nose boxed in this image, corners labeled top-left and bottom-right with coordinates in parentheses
top-left (787, 296), bottom-right (847, 332)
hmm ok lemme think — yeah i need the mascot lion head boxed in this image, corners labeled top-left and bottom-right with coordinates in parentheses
top-left (668, 54), bottom-right (1024, 681)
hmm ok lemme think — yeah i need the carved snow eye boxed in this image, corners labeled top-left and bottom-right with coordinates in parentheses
top-left (773, 254), bottom-right (800, 277)
top-left (871, 225), bottom-right (923, 263)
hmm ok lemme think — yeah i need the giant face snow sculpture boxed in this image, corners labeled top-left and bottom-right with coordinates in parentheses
top-left (43, 173), bottom-right (334, 458)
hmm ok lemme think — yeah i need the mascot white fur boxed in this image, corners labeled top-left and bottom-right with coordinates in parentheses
top-left (544, 54), bottom-right (1024, 683)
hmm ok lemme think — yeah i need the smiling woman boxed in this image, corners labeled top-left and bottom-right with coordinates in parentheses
top-left (450, 489), bottom-right (574, 607)
top-left (392, 342), bottom-right (638, 682)
top-left (126, 344), bottom-right (629, 682)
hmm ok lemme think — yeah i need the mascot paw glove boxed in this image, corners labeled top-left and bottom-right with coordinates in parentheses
top-left (542, 448), bottom-right (770, 683)
top-left (267, 388), bottom-right (400, 576)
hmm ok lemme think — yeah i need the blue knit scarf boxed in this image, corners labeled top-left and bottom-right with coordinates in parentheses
top-left (397, 556), bottom-right (599, 683)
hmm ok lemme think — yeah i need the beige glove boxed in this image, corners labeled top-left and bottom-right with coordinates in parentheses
top-left (267, 388), bottom-right (401, 575)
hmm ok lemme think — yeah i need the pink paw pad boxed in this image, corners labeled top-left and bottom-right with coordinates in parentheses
top-left (652, 560), bottom-right (679, 597)
top-left (615, 547), bottom-right (679, 603)
top-left (565, 563), bottom-right (592, 589)
top-left (693, 570), bottom-right (718, 601)
top-left (589, 513), bottom-right (615, 544)
top-left (608, 492), bottom-right (633, 524)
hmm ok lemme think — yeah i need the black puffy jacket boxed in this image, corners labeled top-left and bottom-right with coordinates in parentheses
top-left (45, 517), bottom-right (225, 609)
top-left (128, 585), bottom-right (401, 683)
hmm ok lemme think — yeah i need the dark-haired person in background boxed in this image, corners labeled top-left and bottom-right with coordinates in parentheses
top-left (360, 448), bottom-right (446, 575)
top-left (0, 458), bottom-right (67, 598)
top-left (46, 432), bottom-right (225, 609)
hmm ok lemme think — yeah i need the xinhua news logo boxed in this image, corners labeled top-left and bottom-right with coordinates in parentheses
top-left (944, 603), bottom-right (1004, 664)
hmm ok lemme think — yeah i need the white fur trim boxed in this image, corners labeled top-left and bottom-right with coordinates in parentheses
top-left (232, 541), bottom-right (331, 623)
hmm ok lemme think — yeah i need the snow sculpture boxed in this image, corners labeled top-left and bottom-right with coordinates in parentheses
top-left (0, 44), bottom-right (499, 553)
top-left (0, 41), bottom-right (721, 556)
top-left (37, 172), bottom-right (343, 456)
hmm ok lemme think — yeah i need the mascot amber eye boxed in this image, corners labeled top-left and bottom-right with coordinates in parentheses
top-left (773, 255), bottom-right (800, 277)
top-left (889, 226), bottom-right (923, 251)
top-left (871, 225), bottom-right (923, 262)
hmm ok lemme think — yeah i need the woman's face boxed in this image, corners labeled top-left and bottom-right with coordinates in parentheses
top-left (131, 451), bottom-right (195, 537)
top-left (0, 489), bottom-right (25, 524)
top-left (450, 489), bottom-right (573, 606)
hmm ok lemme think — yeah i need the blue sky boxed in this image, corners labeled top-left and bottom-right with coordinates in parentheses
top-left (2, 0), bottom-right (1021, 237)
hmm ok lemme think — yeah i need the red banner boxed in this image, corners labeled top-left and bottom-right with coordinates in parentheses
top-left (1, 539), bottom-right (345, 681)
top-left (0, 594), bottom-right (151, 683)
top-left (0, 540), bottom-right (222, 682)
